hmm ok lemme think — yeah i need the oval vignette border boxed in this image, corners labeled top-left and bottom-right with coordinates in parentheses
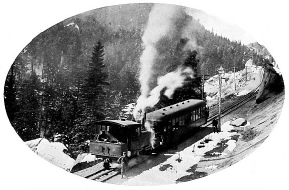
top-left (1, 2), bottom-right (287, 190)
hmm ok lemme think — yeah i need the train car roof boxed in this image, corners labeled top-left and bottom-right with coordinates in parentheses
top-left (146, 99), bottom-right (205, 122)
top-left (95, 120), bottom-right (140, 127)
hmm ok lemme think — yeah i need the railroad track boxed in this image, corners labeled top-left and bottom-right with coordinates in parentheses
top-left (73, 162), bottom-right (120, 182)
top-left (206, 89), bottom-right (258, 124)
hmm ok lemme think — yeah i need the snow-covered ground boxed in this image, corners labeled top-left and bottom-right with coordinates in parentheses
top-left (122, 120), bottom-right (242, 185)
top-left (205, 61), bottom-right (263, 107)
top-left (26, 138), bottom-right (75, 171)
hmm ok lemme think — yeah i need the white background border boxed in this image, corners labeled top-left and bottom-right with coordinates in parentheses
top-left (1, 0), bottom-right (288, 190)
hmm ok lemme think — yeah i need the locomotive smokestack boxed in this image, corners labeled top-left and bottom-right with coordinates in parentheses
top-left (141, 111), bottom-right (147, 126)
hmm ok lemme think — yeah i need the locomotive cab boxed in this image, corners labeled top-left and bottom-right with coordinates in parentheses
top-left (89, 120), bottom-right (151, 159)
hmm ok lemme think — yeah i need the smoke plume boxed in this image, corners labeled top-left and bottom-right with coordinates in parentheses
top-left (134, 4), bottom-right (199, 121)
top-left (144, 121), bottom-right (155, 148)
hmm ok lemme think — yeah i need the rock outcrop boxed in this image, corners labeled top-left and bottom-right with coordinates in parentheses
top-left (256, 60), bottom-right (284, 104)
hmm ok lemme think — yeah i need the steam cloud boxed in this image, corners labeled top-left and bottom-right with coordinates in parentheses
top-left (134, 4), bottom-right (199, 121)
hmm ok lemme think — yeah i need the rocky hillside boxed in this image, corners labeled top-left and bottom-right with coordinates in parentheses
top-left (247, 42), bottom-right (270, 57)
top-left (256, 60), bottom-right (284, 104)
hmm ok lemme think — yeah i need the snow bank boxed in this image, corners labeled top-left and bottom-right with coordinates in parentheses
top-left (230, 118), bottom-right (247, 126)
top-left (26, 138), bottom-right (75, 171)
top-left (226, 140), bottom-right (237, 152)
top-left (237, 89), bottom-right (250, 96)
top-left (75, 153), bottom-right (101, 164)
top-left (204, 65), bottom-right (262, 106)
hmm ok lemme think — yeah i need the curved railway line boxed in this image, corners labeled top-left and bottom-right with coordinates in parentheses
top-left (206, 88), bottom-right (258, 125)
top-left (73, 70), bottom-right (263, 182)
top-left (207, 67), bottom-right (263, 124)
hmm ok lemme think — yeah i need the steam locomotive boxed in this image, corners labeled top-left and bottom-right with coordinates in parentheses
top-left (88, 99), bottom-right (208, 159)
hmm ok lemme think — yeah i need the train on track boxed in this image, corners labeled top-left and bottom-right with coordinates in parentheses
top-left (88, 99), bottom-right (208, 159)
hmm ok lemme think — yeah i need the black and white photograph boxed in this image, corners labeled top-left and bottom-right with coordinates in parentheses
top-left (1, 0), bottom-right (288, 189)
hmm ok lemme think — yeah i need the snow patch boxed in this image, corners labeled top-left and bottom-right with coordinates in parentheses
top-left (226, 140), bottom-right (237, 152)
top-left (26, 138), bottom-right (75, 171)
top-left (237, 89), bottom-right (250, 96)
top-left (65, 22), bottom-right (79, 30)
top-left (80, 153), bottom-right (97, 163)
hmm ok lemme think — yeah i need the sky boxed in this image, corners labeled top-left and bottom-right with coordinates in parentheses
top-left (0, 0), bottom-right (289, 190)
top-left (187, 8), bottom-right (256, 44)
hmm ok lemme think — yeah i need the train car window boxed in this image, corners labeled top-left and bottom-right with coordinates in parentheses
top-left (172, 119), bottom-right (176, 131)
top-left (131, 126), bottom-right (141, 138)
top-left (200, 106), bottom-right (204, 117)
top-left (172, 118), bottom-right (176, 126)
top-left (185, 113), bottom-right (190, 124)
top-left (192, 110), bottom-right (195, 121)
top-left (109, 125), bottom-right (126, 143)
top-left (168, 120), bottom-right (172, 131)
top-left (203, 106), bottom-right (206, 117)
top-left (100, 125), bottom-right (104, 131)
top-left (107, 125), bottom-right (110, 131)
top-left (196, 108), bottom-right (200, 120)
top-left (174, 117), bottom-right (180, 130)
top-left (179, 116), bottom-right (185, 126)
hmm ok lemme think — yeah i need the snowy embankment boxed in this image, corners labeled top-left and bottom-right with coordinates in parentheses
top-left (205, 62), bottom-right (263, 107)
top-left (26, 138), bottom-right (75, 171)
top-left (123, 119), bottom-right (248, 185)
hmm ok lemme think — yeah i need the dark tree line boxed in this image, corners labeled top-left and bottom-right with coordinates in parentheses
top-left (4, 17), bottom-right (141, 147)
top-left (4, 42), bottom-right (109, 146)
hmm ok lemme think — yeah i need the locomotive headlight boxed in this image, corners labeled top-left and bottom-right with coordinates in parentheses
top-left (127, 151), bottom-right (131, 157)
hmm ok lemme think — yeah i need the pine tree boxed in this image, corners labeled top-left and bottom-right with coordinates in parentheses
top-left (4, 61), bottom-right (18, 122)
top-left (4, 55), bottom-right (27, 124)
top-left (82, 42), bottom-right (109, 126)
top-left (14, 71), bottom-right (41, 141)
